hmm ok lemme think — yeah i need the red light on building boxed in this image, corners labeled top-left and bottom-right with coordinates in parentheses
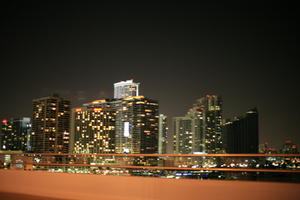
top-left (93, 108), bottom-right (102, 112)
top-left (2, 119), bottom-right (7, 124)
top-left (196, 106), bottom-right (204, 111)
top-left (266, 147), bottom-right (277, 152)
top-left (75, 108), bottom-right (82, 112)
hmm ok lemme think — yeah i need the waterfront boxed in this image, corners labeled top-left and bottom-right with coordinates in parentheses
top-left (1, 153), bottom-right (300, 183)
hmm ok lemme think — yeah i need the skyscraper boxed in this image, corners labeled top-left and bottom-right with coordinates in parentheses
top-left (84, 96), bottom-right (159, 154)
top-left (113, 96), bottom-right (159, 154)
top-left (71, 103), bottom-right (116, 154)
top-left (173, 108), bottom-right (204, 154)
top-left (195, 95), bottom-right (223, 153)
top-left (69, 80), bottom-right (159, 156)
top-left (173, 95), bottom-right (224, 154)
top-left (114, 79), bottom-right (140, 99)
top-left (1, 119), bottom-right (12, 151)
top-left (223, 108), bottom-right (259, 153)
top-left (31, 95), bottom-right (71, 153)
top-left (113, 81), bottom-right (159, 154)
top-left (0, 118), bottom-right (31, 152)
top-left (158, 114), bottom-right (168, 154)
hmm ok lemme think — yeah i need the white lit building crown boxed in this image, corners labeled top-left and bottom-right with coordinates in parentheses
top-left (114, 79), bottom-right (140, 99)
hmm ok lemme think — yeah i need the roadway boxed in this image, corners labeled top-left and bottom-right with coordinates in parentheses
top-left (0, 170), bottom-right (299, 200)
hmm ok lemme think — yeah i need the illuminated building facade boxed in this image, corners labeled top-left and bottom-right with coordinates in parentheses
top-left (195, 95), bottom-right (224, 153)
top-left (0, 118), bottom-right (31, 152)
top-left (71, 106), bottom-right (116, 153)
top-left (72, 96), bottom-right (159, 154)
top-left (0, 119), bottom-right (12, 151)
top-left (173, 95), bottom-right (223, 154)
top-left (223, 108), bottom-right (259, 153)
top-left (114, 79), bottom-right (140, 99)
top-left (173, 108), bottom-right (204, 154)
top-left (31, 95), bottom-right (70, 153)
top-left (1, 119), bottom-right (12, 151)
top-left (158, 114), bottom-right (168, 154)
top-left (173, 116), bottom-right (192, 154)
top-left (113, 96), bottom-right (159, 154)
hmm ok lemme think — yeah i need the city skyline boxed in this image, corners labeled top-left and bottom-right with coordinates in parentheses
top-left (1, 80), bottom-right (297, 151)
top-left (0, 2), bottom-right (299, 148)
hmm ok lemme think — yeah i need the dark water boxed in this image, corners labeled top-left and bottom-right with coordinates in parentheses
top-left (129, 169), bottom-right (300, 183)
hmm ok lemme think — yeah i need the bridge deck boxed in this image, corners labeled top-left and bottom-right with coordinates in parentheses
top-left (0, 170), bottom-right (299, 200)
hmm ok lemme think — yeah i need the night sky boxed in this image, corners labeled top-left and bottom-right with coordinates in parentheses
top-left (0, 2), bottom-right (298, 148)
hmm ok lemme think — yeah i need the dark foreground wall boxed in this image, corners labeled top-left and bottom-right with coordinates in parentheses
top-left (0, 170), bottom-right (299, 200)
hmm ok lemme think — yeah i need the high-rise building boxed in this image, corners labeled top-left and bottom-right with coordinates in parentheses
top-left (0, 118), bottom-right (31, 152)
top-left (114, 79), bottom-right (140, 99)
top-left (31, 95), bottom-right (71, 153)
top-left (223, 108), bottom-right (259, 153)
top-left (113, 96), bottom-right (159, 154)
top-left (195, 95), bottom-right (223, 153)
top-left (71, 104), bottom-right (116, 154)
top-left (85, 96), bottom-right (159, 154)
top-left (1, 119), bottom-right (12, 151)
top-left (69, 80), bottom-right (159, 156)
top-left (173, 108), bottom-right (204, 154)
top-left (173, 95), bottom-right (224, 154)
top-left (158, 114), bottom-right (168, 154)
top-left (173, 116), bottom-right (191, 154)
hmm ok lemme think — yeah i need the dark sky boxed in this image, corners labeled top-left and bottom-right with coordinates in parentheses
top-left (0, 2), bottom-right (298, 148)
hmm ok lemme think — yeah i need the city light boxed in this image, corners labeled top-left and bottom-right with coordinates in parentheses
top-left (0, 2), bottom-right (298, 199)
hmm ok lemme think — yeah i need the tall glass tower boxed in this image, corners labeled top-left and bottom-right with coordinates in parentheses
top-left (112, 96), bottom-right (159, 154)
top-left (173, 95), bottom-right (224, 154)
top-left (31, 94), bottom-right (70, 153)
top-left (195, 95), bottom-right (224, 153)
top-left (0, 118), bottom-right (31, 152)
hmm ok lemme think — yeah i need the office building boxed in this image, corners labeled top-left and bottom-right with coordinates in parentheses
top-left (31, 95), bottom-right (71, 153)
top-left (0, 118), bottom-right (31, 152)
top-left (114, 79), bottom-right (140, 99)
top-left (223, 108), bottom-right (259, 153)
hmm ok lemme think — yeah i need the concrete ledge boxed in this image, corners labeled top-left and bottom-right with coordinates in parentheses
top-left (0, 192), bottom-right (68, 200)
top-left (0, 170), bottom-right (299, 200)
